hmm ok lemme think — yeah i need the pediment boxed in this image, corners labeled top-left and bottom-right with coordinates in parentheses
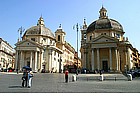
top-left (15, 40), bottom-right (41, 47)
top-left (92, 35), bottom-right (118, 44)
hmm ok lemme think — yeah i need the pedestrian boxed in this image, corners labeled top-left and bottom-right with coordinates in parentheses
top-left (65, 69), bottom-right (69, 83)
top-left (99, 70), bottom-right (103, 75)
top-left (84, 69), bottom-right (86, 74)
top-left (16, 68), bottom-right (18, 74)
top-left (22, 69), bottom-right (28, 87)
top-left (28, 71), bottom-right (33, 88)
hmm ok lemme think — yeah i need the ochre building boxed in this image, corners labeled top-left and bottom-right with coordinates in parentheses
top-left (15, 17), bottom-right (76, 73)
top-left (80, 6), bottom-right (140, 72)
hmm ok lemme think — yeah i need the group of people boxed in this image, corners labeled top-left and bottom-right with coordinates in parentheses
top-left (22, 68), bottom-right (69, 87)
top-left (22, 69), bottom-right (33, 88)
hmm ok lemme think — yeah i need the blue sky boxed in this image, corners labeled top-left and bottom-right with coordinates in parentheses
top-left (0, 0), bottom-right (140, 54)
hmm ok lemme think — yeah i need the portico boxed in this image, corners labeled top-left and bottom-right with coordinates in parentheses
top-left (80, 6), bottom-right (135, 73)
top-left (90, 35), bottom-right (120, 72)
top-left (15, 39), bottom-right (44, 72)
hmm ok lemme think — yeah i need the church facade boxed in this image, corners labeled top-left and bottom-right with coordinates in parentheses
top-left (80, 6), bottom-right (140, 72)
top-left (15, 17), bottom-right (75, 73)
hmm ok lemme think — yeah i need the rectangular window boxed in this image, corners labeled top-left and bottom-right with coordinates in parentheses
top-left (90, 36), bottom-right (92, 40)
top-left (58, 35), bottom-right (61, 41)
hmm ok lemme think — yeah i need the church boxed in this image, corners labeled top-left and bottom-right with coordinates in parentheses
top-left (80, 6), bottom-right (140, 73)
top-left (15, 16), bottom-right (76, 73)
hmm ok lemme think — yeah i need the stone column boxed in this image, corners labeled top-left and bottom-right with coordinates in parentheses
top-left (40, 50), bottom-right (44, 70)
top-left (82, 51), bottom-right (85, 68)
top-left (30, 51), bottom-right (33, 69)
top-left (22, 51), bottom-right (24, 67)
top-left (115, 48), bottom-right (118, 71)
top-left (34, 51), bottom-right (37, 72)
top-left (109, 48), bottom-right (112, 71)
top-left (49, 50), bottom-right (52, 72)
top-left (97, 48), bottom-right (100, 70)
top-left (84, 51), bottom-right (86, 68)
top-left (118, 51), bottom-right (120, 71)
top-left (91, 49), bottom-right (94, 71)
top-left (15, 51), bottom-right (18, 70)
top-left (20, 51), bottom-right (23, 70)
top-left (38, 52), bottom-right (40, 70)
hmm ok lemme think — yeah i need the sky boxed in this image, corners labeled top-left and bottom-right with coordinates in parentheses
top-left (0, 0), bottom-right (140, 54)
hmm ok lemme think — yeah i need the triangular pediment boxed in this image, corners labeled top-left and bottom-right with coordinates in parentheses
top-left (15, 39), bottom-right (42, 47)
top-left (92, 35), bottom-right (118, 44)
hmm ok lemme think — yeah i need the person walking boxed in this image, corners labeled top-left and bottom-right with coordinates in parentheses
top-left (22, 69), bottom-right (28, 87)
top-left (28, 71), bottom-right (33, 88)
top-left (65, 69), bottom-right (69, 83)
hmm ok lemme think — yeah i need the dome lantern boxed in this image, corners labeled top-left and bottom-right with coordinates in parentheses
top-left (37, 16), bottom-right (45, 26)
top-left (99, 6), bottom-right (108, 19)
top-left (23, 17), bottom-right (55, 39)
top-left (87, 6), bottom-right (124, 34)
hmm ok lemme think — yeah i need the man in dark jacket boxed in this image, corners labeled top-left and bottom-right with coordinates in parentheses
top-left (22, 69), bottom-right (28, 87)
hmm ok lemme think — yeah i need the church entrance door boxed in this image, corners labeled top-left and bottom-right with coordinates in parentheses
top-left (27, 61), bottom-right (30, 67)
top-left (102, 61), bottom-right (108, 72)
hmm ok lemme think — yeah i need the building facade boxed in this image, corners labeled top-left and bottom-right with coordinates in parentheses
top-left (15, 17), bottom-right (63, 73)
top-left (0, 38), bottom-right (15, 70)
top-left (15, 17), bottom-right (76, 73)
top-left (55, 26), bottom-right (75, 72)
top-left (80, 6), bottom-right (139, 72)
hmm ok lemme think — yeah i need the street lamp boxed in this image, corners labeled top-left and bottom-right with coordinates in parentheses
top-left (16, 26), bottom-right (25, 73)
top-left (73, 23), bottom-right (80, 75)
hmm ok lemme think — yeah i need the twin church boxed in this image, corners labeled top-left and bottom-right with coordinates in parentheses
top-left (15, 17), bottom-right (76, 73)
top-left (15, 6), bottom-right (140, 73)
top-left (80, 6), bottom-right (140, 72)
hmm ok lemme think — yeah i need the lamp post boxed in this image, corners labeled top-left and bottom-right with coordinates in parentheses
top-left (16, 26), bottom-right (25, 73)
top-left (73, 23), bottom-right (80, 75)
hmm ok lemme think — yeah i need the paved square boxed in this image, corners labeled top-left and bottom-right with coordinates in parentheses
top-left (0, 72), bottom-right (140, 93)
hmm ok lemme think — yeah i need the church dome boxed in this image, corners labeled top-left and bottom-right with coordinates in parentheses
top-left (87, 6), bottom-right (124, 33)
top-left (23, 16), bottom-right (55, 39)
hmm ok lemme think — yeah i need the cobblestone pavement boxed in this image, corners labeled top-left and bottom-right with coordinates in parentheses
top-left (0, 72), bottom-right (140, 93)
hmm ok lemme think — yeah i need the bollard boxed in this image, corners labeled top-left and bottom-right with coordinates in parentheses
top-left (99, 74), bottom-right (104, 81)
top-left (72, 75), bottom-right (76, 82)
top-left (127, 74), bottom-right (132, 81)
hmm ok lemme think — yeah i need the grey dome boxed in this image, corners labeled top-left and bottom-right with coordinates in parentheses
top-left (23, 17), bottom-right (55, 39)
top-left (87, 18), bottom-right (124, 33)
top-left (87, 6), bottom-right (124, 33)
top-left (24, 25), bottom-right (55, 38)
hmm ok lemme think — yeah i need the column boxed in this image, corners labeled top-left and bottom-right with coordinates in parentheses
top-left (40, 50), bottom-right (44, 70)
top-left (97, 48), bottom-right (100, 70)
top-left (30, 51), bottom-right (33, 69)
top-left (15, 51), bottom-right (18, 70)
top-left (115, 48), bottom-right (118, 71)
top-left (34, 51), bottom-right (37, 72)
top-left (118, 51), bottom-right (120, 71)
top-left (84, 52), bottom-right (86, 68)
top-left (109, 48), bottom-right (112, 71)
top-left (38, 52), bottom-right (40, 70)
top-left (20, 51), bottom-right (23, 70)
top-left (22, 51), bottom-right (24, 67)
top-left (91, 49), bottom-right (94, 71)
top-left (49, 50), bottom-right (52, 72)
top-left (82, 51), bottom-right (85, 68)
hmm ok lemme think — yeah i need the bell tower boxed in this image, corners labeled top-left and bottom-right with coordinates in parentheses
top-left (81, 18), bottom-right (87, 41)
top-left (55, 24), bottom-right (66, 44)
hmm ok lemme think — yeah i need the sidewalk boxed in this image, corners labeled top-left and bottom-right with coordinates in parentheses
top-left (0, 72), bottom-right (22, 75)
top-left (76, 73), bottom-right (128, 81)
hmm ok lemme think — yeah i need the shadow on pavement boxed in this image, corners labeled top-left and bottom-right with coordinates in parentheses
top-left (9, 85), bottom-right (23, 88)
